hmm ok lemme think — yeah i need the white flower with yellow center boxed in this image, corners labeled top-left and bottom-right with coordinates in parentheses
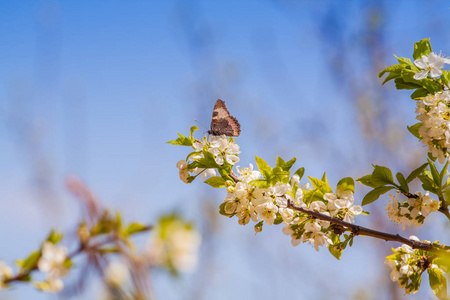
top-left (413, 52), bottom-right (447, 80)
top-left (208, 135), bottom-right (240, 165)
top-left (255, 201), bottom-right (278, 225)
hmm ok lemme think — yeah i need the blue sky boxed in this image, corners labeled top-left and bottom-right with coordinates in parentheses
top-left (1, 0), bottom-right (450, 299)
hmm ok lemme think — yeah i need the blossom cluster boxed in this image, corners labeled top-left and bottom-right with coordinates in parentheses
top-left (415, 91), bottom-right (450, 163)
top-left (385, 236), bottom-right (444, 295)
top-left (35, 242), bottom-right (69, 292)
top-left (282, 188), bottom-right (362, 251)
top-left (174, 130), bottom-right (364, 252)
top-left (0, 241), bottom-right (69, 293)
top-left (177, 135), bottom-right (240, 183)
top-left (386, 191), bottom-right (440, 230)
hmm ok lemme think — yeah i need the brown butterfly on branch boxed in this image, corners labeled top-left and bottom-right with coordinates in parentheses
top-left (207, 99), bottom-right (241, 137)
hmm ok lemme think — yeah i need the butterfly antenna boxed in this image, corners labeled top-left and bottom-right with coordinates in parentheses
top-left (194, 119), bottom-right (209, 135)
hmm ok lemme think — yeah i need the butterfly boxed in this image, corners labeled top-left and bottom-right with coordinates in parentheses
top-left (207, 99), bottom-right (241, 137)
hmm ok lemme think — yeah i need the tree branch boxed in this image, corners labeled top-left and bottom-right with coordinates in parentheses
top-left (286, 199), bottom-right (450, 254)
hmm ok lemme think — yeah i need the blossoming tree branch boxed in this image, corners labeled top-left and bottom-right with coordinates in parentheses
top-left (0, 177), bottom-right (201, 298)
top-left (169, 39), bottom-right (450, 298)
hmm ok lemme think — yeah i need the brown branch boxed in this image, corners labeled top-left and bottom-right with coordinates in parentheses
top-left (4, 225), bottom-right (153, 286)
top-left (286, 199), bottom-right (450, 254)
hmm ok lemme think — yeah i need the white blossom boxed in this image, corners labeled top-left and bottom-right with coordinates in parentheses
top-left (413, 52), bottom-right (446, 80)
top-left (37, 242), bottom-right (69, 293)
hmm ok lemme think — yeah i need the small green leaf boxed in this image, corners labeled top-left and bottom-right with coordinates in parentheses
top-left (442, 70), bottom-right (450, 88)
top-left (407, 123), bottom-right (422, 140)
top-left (394, 77), bottom-right (422, 90)
top-left (46, 230), bottom-right (63, 245)
top-left (428, 159), bottom-right (442, 188)
top-left (440, 159), bottom-right (449, 182)
top-left (308, 176), bottom-right (325, 190)
top-left (276, 156), bottom-right (285, 168)
top-left (167, 132), bottom-right (193, 146)
top-left (272, 166), bottom-right (290, 184)
top-left (219, 202), bottom-right (234, 217)
top-left (273, 215), bottom-right (283, 225)
top-left (124, 222), bottom-right (149, 236)
top-left (115, 211), bottom-right (123, 230)
top-left (189, 126), bottom-right (199, 138)
top-left (371, 165), bottom-right (395, 186)
top-left (204, 176), bottom-right (226, 188)
top-left (328, 244), bottom-right (343, 260)
top-left (20, 251), bottom-right (41, 271)
top-left (419, 173), bottom-right (439, 194)
top-left (281, 157), bottom-right (297, 172)
top-left (428, 267), bottom-right (447, 300)
top-left (294, 167), bottom-right (305, 180)
top-left (411, 88), bottom-right (429, 99)
top-left (357, 174), bottom-right (379, 188)
top-left (362, 186), bottom-right (394, 206)
top-left (64, 258), bottom-right (73, 269)
top-left (406, 163), bottom-right (428, 183)
top-left (336, 177), bottom-right (355, 194)
top-left (396, 172), bottom-right (409, 193)
top-left (255, 155), bottom-right (272, 181)
top-left (249, 179), bottom-right (270, 188)
top-left (412, 38), bottom-right (432, 61)
top-left (396, 55), bottom-right (416, 67)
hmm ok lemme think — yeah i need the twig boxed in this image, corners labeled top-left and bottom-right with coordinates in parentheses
top-left (286, 199), bottom-right (450, 254)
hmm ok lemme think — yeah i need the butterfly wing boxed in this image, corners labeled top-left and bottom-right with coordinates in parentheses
top-left (209, 99), bottom-right (241, 136)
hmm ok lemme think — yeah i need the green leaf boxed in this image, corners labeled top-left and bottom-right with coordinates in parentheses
top-left (428, 159), bottom-right (442, 188)
top-left (115, 211), bottom-right (123, 230)
top-left (321, 173), bottom-right (332, 193)
top-left (167, 132), bottom-right (193, 146)
top-left (123, 222), bottom-right (149, 236)
top-left (336, 177), bottom-right (355, 194)
top-left (371, 165), bottom-right (395, 186)
top-left (380, 69), bottom-right (402, 85)
top-left (190, 126), bottom-right (199, 138)
top-left (294, 167), bottom-right (305, 180)
top-left (193, 150), bottom-right (220, 169)
top-left (250, 179), bottom-right (270, 188)
top-left (396, 56), bottom-right (416, 67)
top-left (428, 267), bottom-right (447, 300)
top-left (272, 166), bottom-right (290, 184)
top-left (406, 163), bottom-right (428, 183)
top-left (442, 70), bottom-right (450, 88)
top-left (394, 77), bottom-right (422, 90)
top-left (219, 202), bottom-right (234, 217)
top-left (204, 176), bottom-right (226, 188)
top-left (440, 159), bottom-right (449, 182)
top-left (357, 174), bottom-right (379, 188)
top-left (412, 38), bottom-right (432, 61)
top-left (20, 251), bottom-right (41, 271)
top-left (362, 186), bottom-right (394, 206)
top-left (410, 88), bottom-right (429, 99)
top-left (255, 155), bottom-right (272, 181)
top-left (328, 234), bottom-right (343, 260)
top-left (64, 258), bottom-right (73, 269)
top-left (281, 157), bottom-right (297, 172)
top-left (276, 156), bottom-right (285, 168)
top-left (420, 78), bottom-right (443, 94)
top-left (46, 230), bottom-right (63, 244)
top-left (308, 176), bottom-right (326, 190)
top-left (428, 151), bottom-right (437, 162)
top-left (273, 215), bottom-right (283, 225)
top-left (396, 172), bottom-right (409, 193)
top-left (407, 122), bottom-right (422, 140)
top-left (419, 172), bottom-right (439, 194)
